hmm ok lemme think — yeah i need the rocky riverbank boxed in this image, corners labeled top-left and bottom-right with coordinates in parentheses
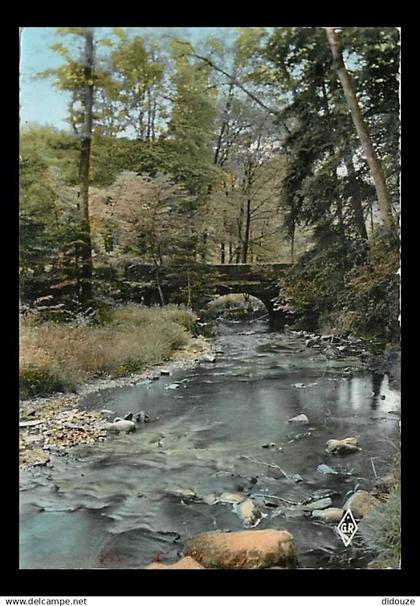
top-left (287, 328), bottom-right (400, 383)
top-left (19, 334), bottom-right (214, 469)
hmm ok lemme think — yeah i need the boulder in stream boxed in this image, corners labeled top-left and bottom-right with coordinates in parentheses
top-left (184, 529), bottom-right (297, 569)
top-left (106, 418), bottom-right (136, 433)
top-left (219, 492), bottom-right (245, 504)
top-left (288, 413), bottom-right (309, 424)
top-left (311, 507), bottom-right (344, 523)
top-left (326, 436), bottom-right (361, 455)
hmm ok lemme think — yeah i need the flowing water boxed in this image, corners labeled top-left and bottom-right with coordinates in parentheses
top-left (19, 320), bottom-right (400, 569)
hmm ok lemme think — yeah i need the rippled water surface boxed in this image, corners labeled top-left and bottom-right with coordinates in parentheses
top-left (20, 321), bottom-right (400, 569)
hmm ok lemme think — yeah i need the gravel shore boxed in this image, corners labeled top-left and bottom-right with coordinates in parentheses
top-left (19, 335), bottom-right (213, 469)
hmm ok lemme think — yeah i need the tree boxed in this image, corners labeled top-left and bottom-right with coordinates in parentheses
top-left (325, 27), bottom-right (396, 230)
top-left (78, 28), bottom-right (95, 306)
top-left (97, 31), bottom-right (168, 139)
top-left (39, 27), bottom-right (100, 307)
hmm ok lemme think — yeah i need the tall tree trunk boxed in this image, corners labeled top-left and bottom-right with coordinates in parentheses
top-left (320, 77), bottom-right (366, 240)
top-left (242, 198), bottom-right (251, 263)
top-left (229, 242), bottom-right (233, 263)
top-left (325, 27), bottom-right (396, 229)
top-left (343, 148), bottom-right (369, 239)
top-left (236, 203), bottom-right (244, 264)
top-left (155, 271), bottom-right (165, 306)
top-left (220, 241), bottom-right (225, 264)
top-left (79, 28), bottom-right (94, 307)
top-left (214, 79), bottom-right (235, 165)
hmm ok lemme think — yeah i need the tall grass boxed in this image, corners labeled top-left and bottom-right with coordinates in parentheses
top-left (20, 305), bottom-right (196, 399)
top-left (360, 447), bottom-right (401, 568)
top-left (360, 488), bottom-right (401, 568)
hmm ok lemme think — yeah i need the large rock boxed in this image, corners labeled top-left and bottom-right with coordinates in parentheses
top-left (145, 556), bottom-right (205, 569)
top-left (184, 529), bottom-right (297, 569)
top-left (326, 436), bottom-right (361, 455)
top-left (344, 490), bottom-right (381, 518)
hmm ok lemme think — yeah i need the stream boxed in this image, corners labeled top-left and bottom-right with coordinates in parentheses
top-left (19, 319), bottom-right (400, 569)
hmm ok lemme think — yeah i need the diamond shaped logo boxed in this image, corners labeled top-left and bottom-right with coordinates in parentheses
top-left (337, 509), bottom-right (358, 546)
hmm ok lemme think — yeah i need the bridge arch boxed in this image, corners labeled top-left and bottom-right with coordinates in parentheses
top-left (203, 292), bottom-right (268, 321)
top-left (123, 262), bottom-right (291, 330)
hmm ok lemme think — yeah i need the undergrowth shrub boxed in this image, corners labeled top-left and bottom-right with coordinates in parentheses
top-left (279, 227), bottom-right (400, 342)
top-left (360, 488), bottom-right (401, 568)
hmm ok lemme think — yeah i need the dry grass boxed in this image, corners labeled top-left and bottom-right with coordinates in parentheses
top-left (20, 305), bottom-right (196, 398)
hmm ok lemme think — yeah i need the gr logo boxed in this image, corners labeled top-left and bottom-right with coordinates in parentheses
top-left (337, 509), bottom-right (358, 546)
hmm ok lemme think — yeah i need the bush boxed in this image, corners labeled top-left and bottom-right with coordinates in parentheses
top-left (19, 368), bottom-right (69, 399)
top-left (360, 488), bottom-right (401, 568)
top-left (279, 227), bottom-right (400, 342)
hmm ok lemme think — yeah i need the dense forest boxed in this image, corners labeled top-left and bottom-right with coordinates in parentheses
top-left (20, 26), bottom-right (400, 343)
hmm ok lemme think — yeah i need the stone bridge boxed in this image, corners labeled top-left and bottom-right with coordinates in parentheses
top-left (124, 262), bottom-right (292, 328)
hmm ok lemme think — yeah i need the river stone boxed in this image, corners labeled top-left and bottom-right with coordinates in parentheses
top-left (305, 489), bottom-right (337, 502)
top-left (311, 507), bottom-right (344, 523)
top-left (299, 497), bottom-right (332, 512)
top-left (184, 529), bottom-right (297, 569)
top-left (236, 499), bottom-right (262, 527)
top-left (202, 493), bottom-right (218, 505)
top-left (171, 488), bottom-right (197, 499)
top-left (317, 463), bottom-right (338, 475)
top-left (145, 556), bottom-right (205, 569)
top-left (134, 410), bottom-right (150, 423)
top-left (106, 419), bottom-right (136, 433)
top-left (219, 492), bottom-right (245, 504)
top-left (344, 490), bottom-right (381, 518)
top-left (203, 354), bottom-right (216, 363)
top-left (326, 437), bottom-right (361, 455)
top-left (288, 413), bottom-right (309, 424)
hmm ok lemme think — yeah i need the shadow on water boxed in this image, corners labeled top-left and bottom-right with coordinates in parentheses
top-left (20, 318), bottom-right (400, 569)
